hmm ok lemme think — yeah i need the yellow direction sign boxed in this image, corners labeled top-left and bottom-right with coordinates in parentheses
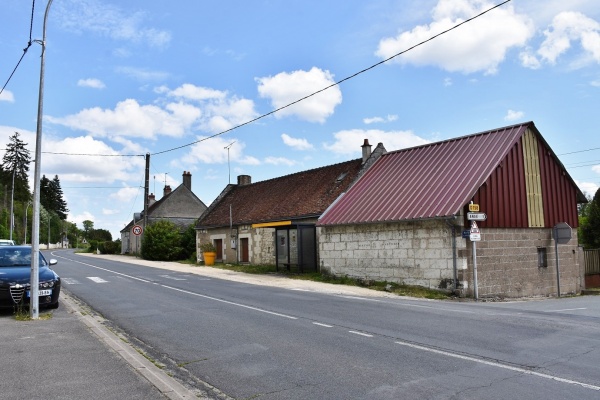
top-left (469, 203), bottom-right (479, 212)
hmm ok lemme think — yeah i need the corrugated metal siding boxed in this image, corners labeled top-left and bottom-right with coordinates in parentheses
top-left (318, 124), bottom-right (527, 226)
top-left (538, 140), bottom-right (580, 227)
top-left (522, 129), bottom-right (545, 227)
top-left (472, 139), bottom-right (528, 228)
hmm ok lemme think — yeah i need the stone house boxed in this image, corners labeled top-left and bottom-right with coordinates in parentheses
top-left (317, 122), bottom-right (587, 298)
top-left (196, 140), bottom-right (386, 270)
top-left (121, 171), bottom-right (207, 254)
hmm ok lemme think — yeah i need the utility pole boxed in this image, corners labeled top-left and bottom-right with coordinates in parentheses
top-left (31, 0), bottom-right (54, 319)
top-left (9, 169), bottom-right (15, 241)
top-left (143, 153), bottom-right (150, 230)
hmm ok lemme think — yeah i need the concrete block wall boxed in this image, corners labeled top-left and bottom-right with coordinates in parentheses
top-left (319, 220), bottom-right (463, 288)
top-left (462, 228), bottom-right (581, 298)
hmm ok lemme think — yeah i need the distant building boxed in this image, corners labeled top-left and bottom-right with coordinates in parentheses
top-left (121, 171), bottom-right (207, 254)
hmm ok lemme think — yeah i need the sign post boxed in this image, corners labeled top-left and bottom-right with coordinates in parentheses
top-left (470, 220), bottom-right (481, 300)
top-left (552, 222), bottom-right (572, 297)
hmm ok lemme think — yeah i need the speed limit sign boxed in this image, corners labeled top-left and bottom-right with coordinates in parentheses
top-left (132, 225), bottom-right (143, 236)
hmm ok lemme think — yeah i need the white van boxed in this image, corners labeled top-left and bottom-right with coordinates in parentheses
top-left (0, 239), bottom-right (15, 246)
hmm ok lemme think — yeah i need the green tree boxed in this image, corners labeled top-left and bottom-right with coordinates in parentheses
top-left (89, 228), bottom-right (112, 242)
top-left (82, 220), bottom-right (94, 238)
top-left (580, 188), bottom-right (600, 249)
top-left (1, 132), bottom-right (31, 203)
top-left (180, 224), bottom-right (197, 260)
top-left (40, 175), bottom-right (69, 220)
top-left (141, 220), bottom-right (183, 261)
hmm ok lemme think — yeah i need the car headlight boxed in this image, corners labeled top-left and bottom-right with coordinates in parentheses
top-left (40, 281), bottom-right (55, 288)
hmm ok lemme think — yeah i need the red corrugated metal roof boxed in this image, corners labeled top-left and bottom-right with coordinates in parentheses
top-left (318, 123), bottom-right (531, 226)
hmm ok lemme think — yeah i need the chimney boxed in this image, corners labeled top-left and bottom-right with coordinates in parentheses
top-left (182, 171), bottom-right (192, 190)
top-left (148, 193), bottom-right (156, 206)
top-left (361, 139), bottom-right (372, 164)
top-left (163, 185), bottom-right (172, 197)
top-left (237, 175), bottom-right (251, 186)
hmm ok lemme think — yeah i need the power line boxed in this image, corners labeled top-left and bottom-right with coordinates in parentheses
top-left (0, 0), bottom-right (37, 97)
top-left (152, 0), bottom-right (512, 156)
top-left (559, 147), bottom-right (600, 156)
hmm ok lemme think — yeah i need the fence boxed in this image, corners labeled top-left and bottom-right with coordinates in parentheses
top-left (584, 249), bottom-right (600, 275)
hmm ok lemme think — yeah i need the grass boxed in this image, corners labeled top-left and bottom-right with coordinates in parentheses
top-left (200, 262), bottom-right (451, 300)
top-left (14, 305), bottom-right (54, 321)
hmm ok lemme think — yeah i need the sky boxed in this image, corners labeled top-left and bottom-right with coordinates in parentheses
top-left (1, 0), bottom-right (599, 240)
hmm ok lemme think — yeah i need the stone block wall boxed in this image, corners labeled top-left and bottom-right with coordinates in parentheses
top-left (318, 220), bottom-right (464, 289)
top-left (460, 228), bottom-right (581, 298)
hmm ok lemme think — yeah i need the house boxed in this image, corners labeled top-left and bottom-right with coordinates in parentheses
top-left (196, 140), bottom-right (386, 270)
top-left (121, 171), bottom-right (207, 254)
top-left (317, 122), bottom-right (587, 298)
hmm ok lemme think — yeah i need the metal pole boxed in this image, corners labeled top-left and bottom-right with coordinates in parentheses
top-left (472, 241), bottom-right (478, 300)
top-left (30, 0), bottom-right (54, 319)
top-left (9, 169), bottom-right (15, 241)
top-left (554, 228), bottom-right (561, 297)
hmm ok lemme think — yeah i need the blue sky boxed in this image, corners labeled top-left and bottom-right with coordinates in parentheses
top-left (1, 0), bottom-right (599, 239)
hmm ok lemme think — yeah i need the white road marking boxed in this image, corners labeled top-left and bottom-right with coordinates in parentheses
top-left (313, 322), bottom-right (333, 328)
top-left (349, 331), bottom-right (373, 337)
top-left (61, 278), bottom-right (80, 285)
top-left (395, 340), bottom-right (600, 391)
top-left (87, 277), bottom-right (108, 283)
top-left (544, 308), bottom-right (587, 312)
top-left (159, 274), bottom-right (187, 281)
top-left (338, 295), bottom-right (381, 302)
top-left (161, 284), bottom-right (297, 320)
top-left (291, 288), bottom-right (312, 292)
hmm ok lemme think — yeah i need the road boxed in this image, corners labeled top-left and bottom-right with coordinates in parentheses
top-left (49, 250), bottom-right (600, 400)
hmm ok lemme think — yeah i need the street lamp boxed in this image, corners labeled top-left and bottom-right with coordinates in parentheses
top-left (24, 201), bottom-right (32, 244)
top-left (9, 168), bottom-right (15, 241)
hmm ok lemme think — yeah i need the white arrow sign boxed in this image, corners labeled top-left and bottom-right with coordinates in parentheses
top-left (467, 212), bottom-right (487, 221)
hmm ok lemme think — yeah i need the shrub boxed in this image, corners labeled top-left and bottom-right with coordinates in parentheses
top-left (141, 220), bottom-right (183, 261)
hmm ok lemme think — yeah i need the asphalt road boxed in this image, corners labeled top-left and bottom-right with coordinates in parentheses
top-left (49, 250), bottom-right (600, 400)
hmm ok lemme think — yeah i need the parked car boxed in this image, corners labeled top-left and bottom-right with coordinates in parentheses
top-left (0, 239), bottom-right (15, 246)
top-left (0, 246), bottom-right (60, 309)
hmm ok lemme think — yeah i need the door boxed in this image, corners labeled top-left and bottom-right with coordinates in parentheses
top-left (215, 239), bottom-right (223, 261)
top-left (240, 238), bottom-right (249, 263)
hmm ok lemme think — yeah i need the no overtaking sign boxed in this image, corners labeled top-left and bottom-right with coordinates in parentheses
top-left (132, 225), bottom-right (143, 236)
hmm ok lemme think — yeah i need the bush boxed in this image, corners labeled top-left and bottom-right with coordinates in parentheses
top-left (141, 220), bottom-right (183, 261)
top-left (99, 240), bottom-right (119, 254)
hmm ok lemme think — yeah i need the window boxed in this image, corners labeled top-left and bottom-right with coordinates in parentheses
top-left (537, 247), bottom-right (547, 268)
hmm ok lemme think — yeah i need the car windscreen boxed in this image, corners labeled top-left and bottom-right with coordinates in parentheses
top-left (0, 248), bottom-right (47, 267)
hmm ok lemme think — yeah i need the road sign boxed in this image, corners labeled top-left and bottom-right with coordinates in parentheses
top-left (470, 221), bottom-right (481, 241)
top-left (132, 225), bottom-right (143, 236)
top-left (469, 203), bottom-right (479, 212)
top-left (467, 212), bottom-right (487, 221)
top-left (553, 222), bottom-right (572, 244)
top-left (462, 230), bottom-right (471, 239)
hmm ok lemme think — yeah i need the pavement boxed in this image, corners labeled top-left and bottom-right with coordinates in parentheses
top-left (0, 252), bottom-right (398, 400)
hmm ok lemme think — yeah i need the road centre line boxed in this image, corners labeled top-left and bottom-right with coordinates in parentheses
top-left (54, 255), bottom-right (151, 283)
top-left (161, 284), bottom-right (297, 320)
top-left (313, 322), bottom-right (333, 328)
top-left (349, 331), bottom-right (373, 337)
top-left (394, 340), bottom-right (600, 391)
top-left (544, 308), bottom-right (587, 312)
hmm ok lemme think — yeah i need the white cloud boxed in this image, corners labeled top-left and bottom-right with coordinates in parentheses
top-left (77, 78), bottom-right (106, 89)
top-left (519, 50), bottom-right (542, 69)
top-left (46, 99), bottom-right (201, 140)
top-left (281, 134), bottom-right (314, 150)
top-left (443, 77), bottom-right (453, 86)
top-left (55, 0), bottom-right (171, 48)
top-left (591, 79), bottom-right (600, 87)
top-left (116, 66), bottom-right (170, 81)
top-left (165, 83), bottom-right (257, 134)
top-left (109, 186), bottom-right (141, 203)
top-left (264, 157), bottom-right (297, 166)
top-left (363, 115), bottom-right (399, 124)
top-left (42, 135), bottom-right (144, 183)
top-left (376, 0), bottom-right (534, 74)
top-left (67, 210), bottom-right (96, 227)
top-left (180, 136), bottom-right (246, 165)
top-left (576, 180), bottom-right (599, 198)
top-left (256, 67), bottom-right (342, 123)
top-left (504, 109), bottom-right (525, 121)
top-left (102, 208), bottom-right (121, 215)
top-left (324, 129), bottom-right (430, 155)
top-left (0, 89), bottom-right (14, 102)
top-left (537, 11), bottom-right (600, 65)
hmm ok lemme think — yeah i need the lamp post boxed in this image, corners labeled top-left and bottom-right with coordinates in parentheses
top-left (30, 0), bottom-right (53, 319)
top-left (24, 201), bottom-right (32, 244)
top-left (9, 169), bottom-right (15, 241)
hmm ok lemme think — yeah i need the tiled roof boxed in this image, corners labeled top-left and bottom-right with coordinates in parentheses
top-left (318, 122), bottom-right (537, 226)
top-left (197, 159), bottom-right (364, 227)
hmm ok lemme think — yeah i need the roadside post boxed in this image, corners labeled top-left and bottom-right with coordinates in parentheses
top-left (552, 222), bottom-right (572, 297)
top-left (467, 203), bottom-right (486, 300)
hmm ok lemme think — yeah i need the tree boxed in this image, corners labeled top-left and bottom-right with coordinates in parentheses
top-left (579, 188), bottom-right (600, 249)
top-left (1, 132), bottom-right (31, 203)
top-left (89, 228), bottom-right (112, 242)
top-left (40, 175), bottom-right (69, 220)
top-left (141, 220), bottom-right (183, 261)
top-left (82, 220), bottom-right (94, 238)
